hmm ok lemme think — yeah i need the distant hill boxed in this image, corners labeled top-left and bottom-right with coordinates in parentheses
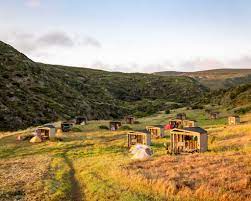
top-left (211, 83), bottom-right (251, 114)
top-left (0, 41), bottom-right (207, 131)
top-left (154, 69), bottom-right (251, 89)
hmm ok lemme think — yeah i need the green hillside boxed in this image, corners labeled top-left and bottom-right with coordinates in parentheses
top-left (0, 41), bottom-right (207, 131)
top-left (155, 69), bottom-right (251, 89)
top-left (211, 83), bottom-right (251, 114)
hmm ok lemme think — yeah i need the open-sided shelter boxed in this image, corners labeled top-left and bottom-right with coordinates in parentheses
top-left (182, 120), bottom-right (198, 127)
top-left (109, 121), bottom-right (122, 131)
top-left (61, 122), bottom-right (73, 132)
top-left (168, 119), bottom-right (198, 129)
top-left (176, 113), bottom-right (187, 120)
top-left (169, 127), bottom-right (208, 154)
top-left (228, 115), bottom-right (240, 125)
top-left (210, 112), bottom-right (220, 120)
top-left (125, 116), bottom-right (135, 124)
top-left (168, 119), bottom-right (183, 129)
top-left (36, 124), bottom-right (56, 141)
top-left (75, 116), bottom-right (87, 125)
top-left (146, 125), bottom-right (164, 138)
top-left (127, 131), bottom-right (151, 148)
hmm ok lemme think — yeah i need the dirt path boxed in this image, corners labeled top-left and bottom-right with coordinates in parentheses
top-left (63, 154), bottom-right (84, 201)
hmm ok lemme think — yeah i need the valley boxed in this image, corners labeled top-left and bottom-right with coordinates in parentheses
top-left (0, 108), bottom-right (251, 201)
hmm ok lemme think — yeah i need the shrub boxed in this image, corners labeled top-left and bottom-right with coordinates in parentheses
top-left (99, 125), bottom-right (109, 130)
top-left (234, 106), bottom-right (251, 114)
top-left (165, 109), bottom-right (170, 114)
top-left (133, 111), bottom-right (148, 118)
top-left (191, 105), bottom-right (204, 110)
top-left (134, 121), bottom-right (140, 124)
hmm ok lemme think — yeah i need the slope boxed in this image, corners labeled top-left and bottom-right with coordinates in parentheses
top-left (0, 41), bottom-right (207, 131)
top-left (154, 69), bottom-right (251, 89)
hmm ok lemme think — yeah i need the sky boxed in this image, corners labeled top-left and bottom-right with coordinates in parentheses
top-left (1, 0), bottom-right (251, 72)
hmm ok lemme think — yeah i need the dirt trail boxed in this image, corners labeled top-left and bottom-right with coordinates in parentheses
top-left (63, 154), bottom-right (84, 201)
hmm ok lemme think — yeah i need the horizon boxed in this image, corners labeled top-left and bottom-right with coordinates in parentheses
top-left (1, 0), bottom-right (251, 72)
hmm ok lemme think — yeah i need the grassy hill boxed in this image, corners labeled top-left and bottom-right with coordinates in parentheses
top-left (0, 108), bottom-right (251, 201)
top-left (154, 69), bottom-right (251, 89)
top-left (0, 41), bottom-right (207, 131)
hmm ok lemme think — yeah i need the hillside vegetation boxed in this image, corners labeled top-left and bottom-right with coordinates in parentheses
top-left (154, 69), bottom-right (251, 89)
top-left (0, 41), bottom-right (207, 131)
top-left (211, 83), bottom-right (251, 114)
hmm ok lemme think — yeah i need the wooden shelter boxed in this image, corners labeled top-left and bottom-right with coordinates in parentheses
top-left (168, 119), bottom-right (198, 129)
top-left (169, 127), bottom-right (208, 154)
top-left (125, 116), bottom-right (135, 124)
top-left (36, 124), bottom-right (56, 141)
top-left (176, 113), bottom-right (187, 120)
top-left (169, 119), bottom-right (183, 129)
top-left (75, 116), bottom-right (87, 125)
top-left (182, 120), bottom-right (198, 128)
top-left (109, 121), bottom-right (122, 131)
top-left (127, 131), bottom-right (151, 148)
top-left (146, 125), bottom-right (164, 138)
top-left (210, 112), bottom-right (220, 120)
top-left (61, 122), bottom-right (73, 132)
top-left (228, 115), bottom-right (240, 125)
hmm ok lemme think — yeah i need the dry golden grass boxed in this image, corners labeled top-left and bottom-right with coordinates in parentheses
top-left (118, 121), bottom-right (251, 201)
top-left (0, 155), bottom-right (51, 201)
top-left (209, 124), bottom-right (251, 151)
top-left (123, 152), bottom-right (251, 201)
top-left (0, 110), bottom-right (251, 201)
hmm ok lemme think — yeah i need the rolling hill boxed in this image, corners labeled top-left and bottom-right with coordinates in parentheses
top-left (154, 69), bottom-right (251, 89)
top-left (0, 41), bottom-right (207, 131)
top-left (211, 83), bottom-right (251, 114)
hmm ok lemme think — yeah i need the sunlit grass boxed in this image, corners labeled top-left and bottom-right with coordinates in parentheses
top-left (0, 108), bottom-right (251, 200)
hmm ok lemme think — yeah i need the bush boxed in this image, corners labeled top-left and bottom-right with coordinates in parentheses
top-left (133, 111), bottom-right (148, 118)
top-left (119, 125), bottom-right (132, 130)
top-left (234, 106), bottom-right (251, 114)
top-left (99, 125), bottom-right (109, 130)
top-left (134, 121), bottom-right (140, 124)
top-left (165, 109), bottom-right (170, 114)
top-left (191, 105), bottom-right (204, 110)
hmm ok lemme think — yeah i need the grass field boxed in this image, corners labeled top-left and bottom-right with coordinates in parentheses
top-left (0, 108), bottom-right (251, 201)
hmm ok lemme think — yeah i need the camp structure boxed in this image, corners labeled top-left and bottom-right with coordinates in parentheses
top-left (127, 131), bottom-right (151, 148)
top-left (169, 127), bottom-right (208, 154)
top-left (61, 122), bottom-right (73, 132)
top-left (228, 115), bottom-right (240, 125)
top-left (109, 121), bottom-right (122, 131)
top-left (168, 119), bottom-right (183, 129)
top-left (176, 113), bottom-right (187, 120)
top-left (168, 119), bottom-right (198, 129)
top-left (75, 116), bottom-right (87, 125)
top-left (146, 125), bottom-right (164, 138)
top-left (210, 112), bottom-right (220, 120)
top-left (182, 120), bottom-right (198, 128)
top-left (124, 116), bottom-right (135, 124)
top-left (35, 124), bottom-right (56, 141)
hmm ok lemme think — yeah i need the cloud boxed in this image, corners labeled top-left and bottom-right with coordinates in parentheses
top-left (25, 0), bottom-right (41, 8)
top-left (229, 56), bottom-right (251, 68)
top-left (180, 58), bottom-right (225, 71)
top-left (37, 31), bottom-right (74, 47)
top-left (81, 37), bottom-right (102, 48)
top-left (87, 61), bottom-right (173, 73)
top-left (0, 31), bottom-right (37, 52)
top-left (1, 30), bottom-right (102, 56)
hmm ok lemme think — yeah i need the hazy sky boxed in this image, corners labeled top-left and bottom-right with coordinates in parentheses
top-left (1, 0), bottom-right (251, 72)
